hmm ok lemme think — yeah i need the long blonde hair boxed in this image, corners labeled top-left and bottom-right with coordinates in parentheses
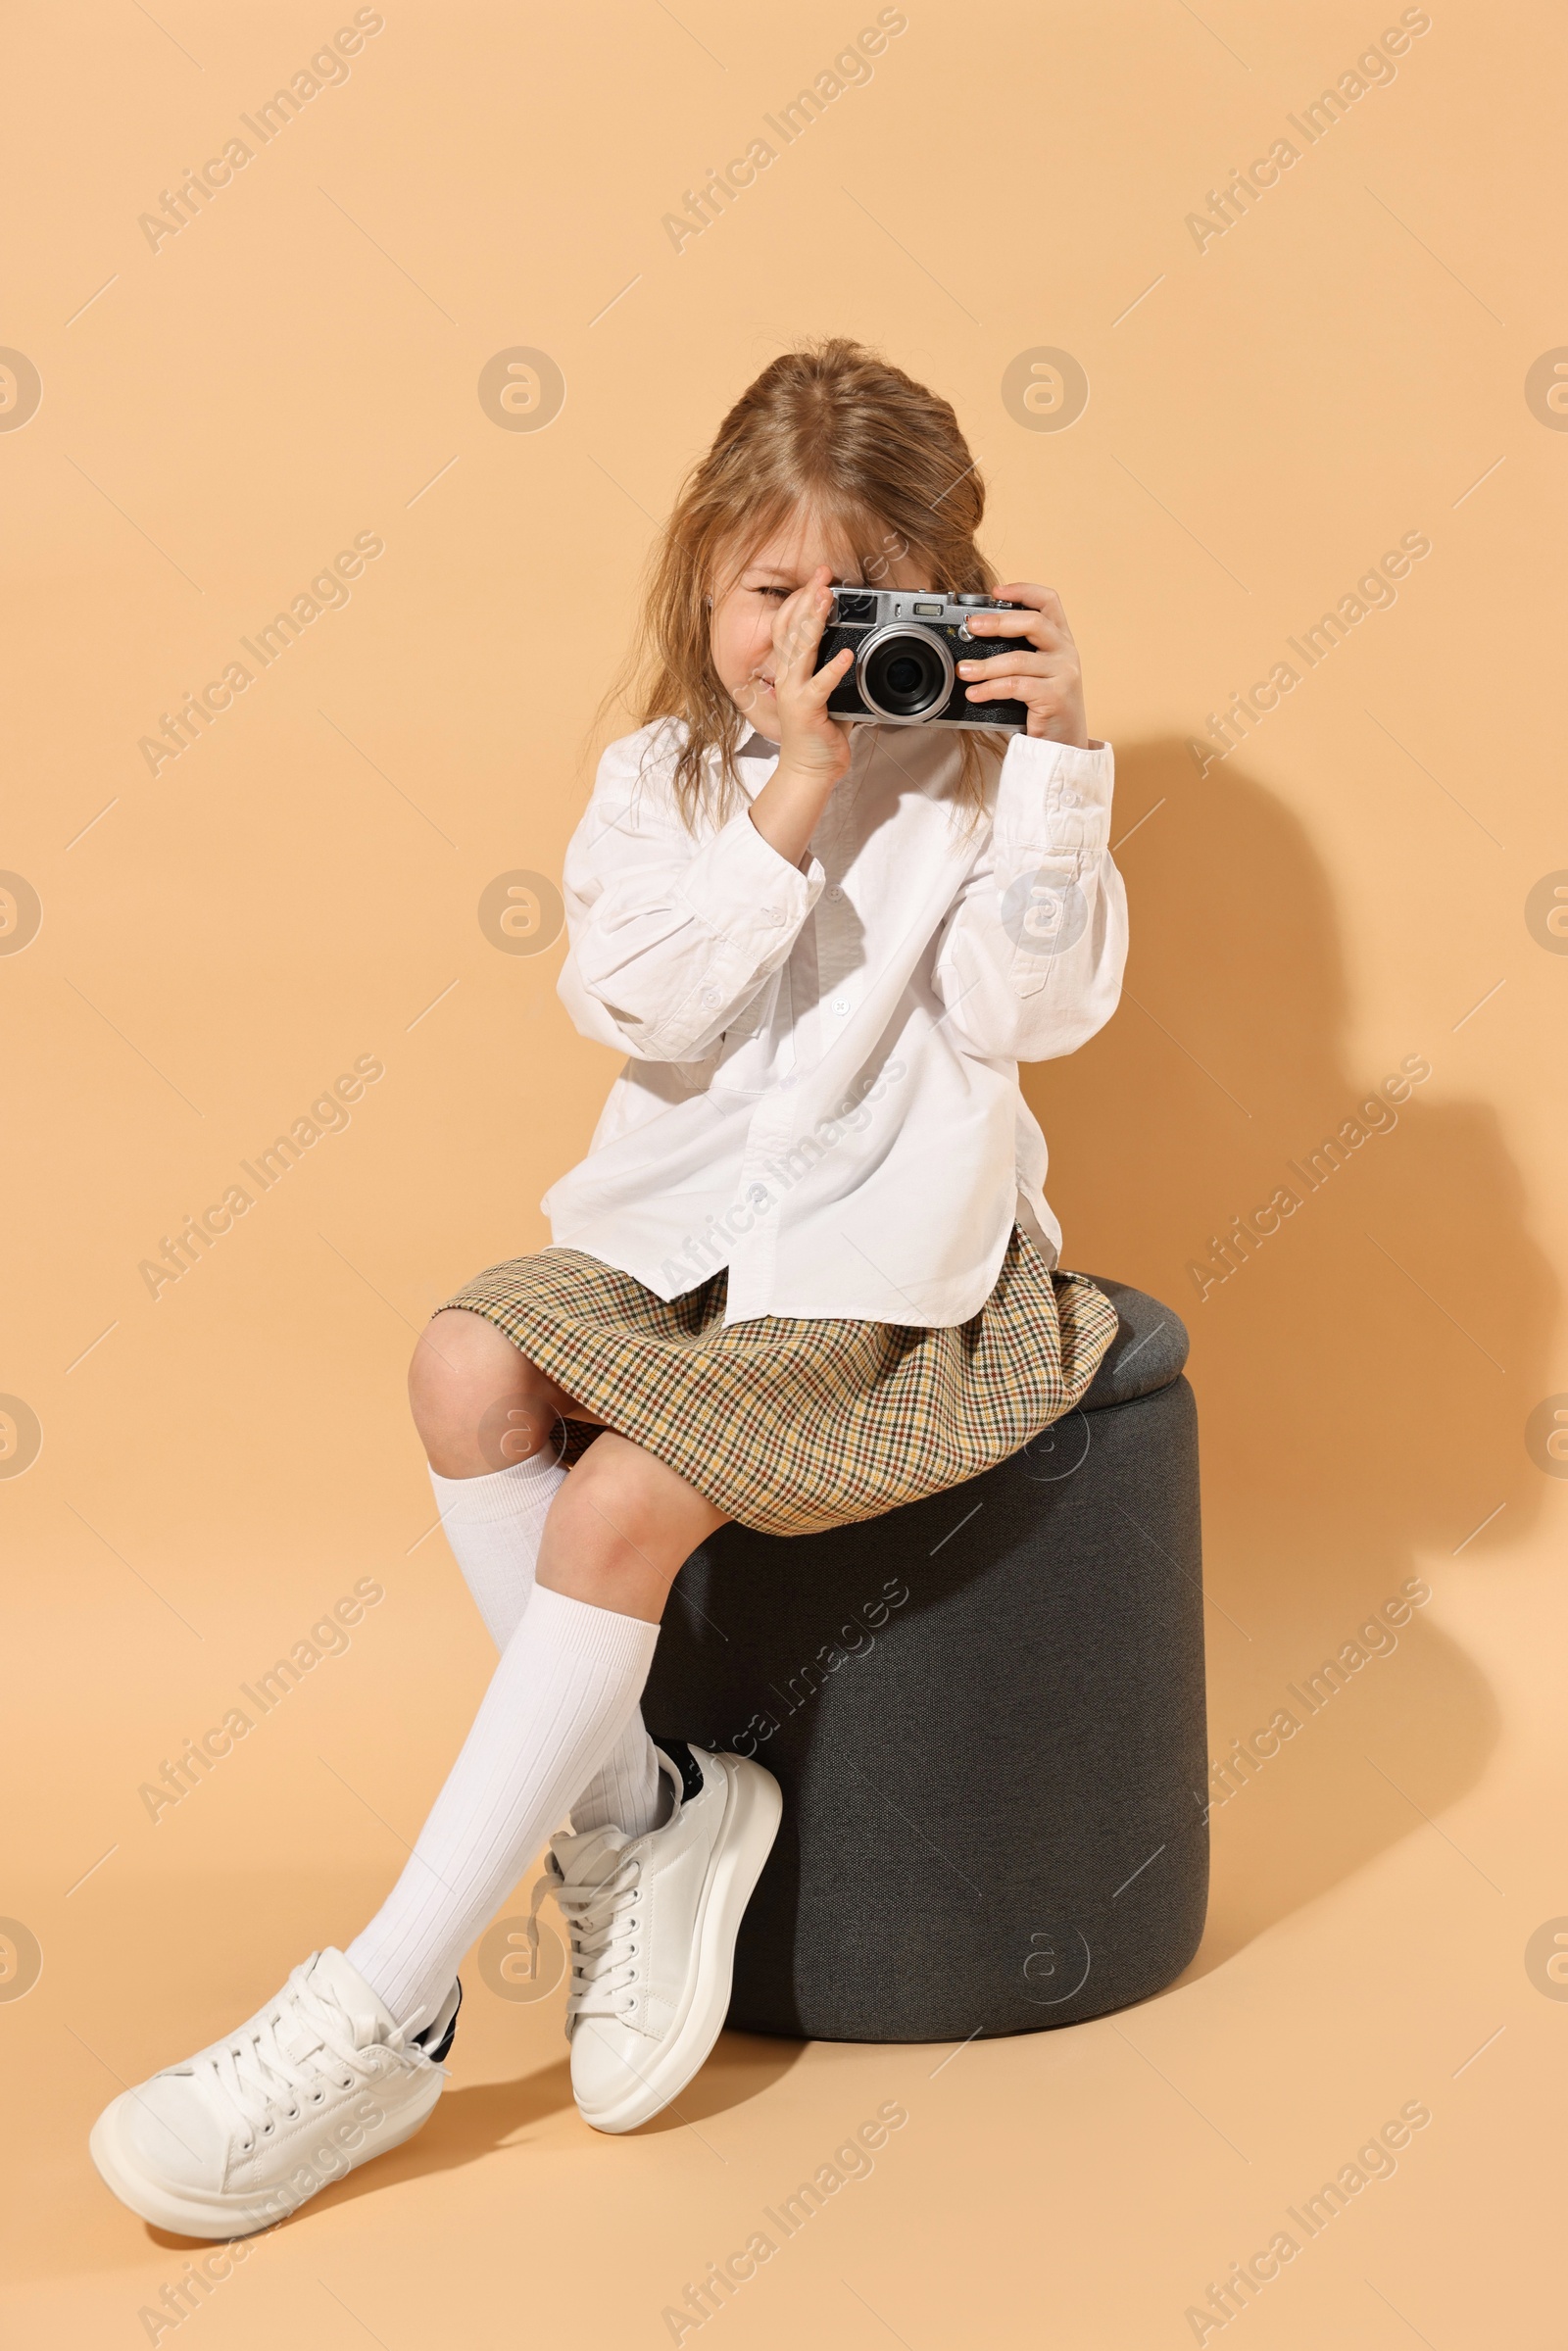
top-left (614, 338), bottom-right (1005, 831)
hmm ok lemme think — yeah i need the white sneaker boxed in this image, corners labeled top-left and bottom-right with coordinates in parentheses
top-left (88, 1948), bottom-right (461, 2237)
top-left (531, 1741), bottom-right (782, 2134)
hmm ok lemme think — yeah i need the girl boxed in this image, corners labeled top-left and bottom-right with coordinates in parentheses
top-left (90, 339), bottom-right (1127, 2234)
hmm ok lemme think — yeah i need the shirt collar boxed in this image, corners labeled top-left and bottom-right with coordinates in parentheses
top-left (725, 722), bottom-right (888, 799)
top-left (730, 731), bottom-right (778, 799)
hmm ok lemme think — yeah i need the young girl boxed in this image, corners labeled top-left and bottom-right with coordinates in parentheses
top-left (90, 339), bottom-right (1127, 2234)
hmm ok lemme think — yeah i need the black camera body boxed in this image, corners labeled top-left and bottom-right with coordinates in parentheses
top-left (810, 586), bottom-right (1034, 730)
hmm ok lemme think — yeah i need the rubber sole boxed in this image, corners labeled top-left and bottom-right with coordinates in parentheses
top-left (581, 1753), bottom-right (783, 2134)
top-left (88, 2071), bottom-right (445, 2238)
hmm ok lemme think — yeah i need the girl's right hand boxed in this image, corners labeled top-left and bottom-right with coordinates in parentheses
top-left (769, 565), bottom-right (855, 793)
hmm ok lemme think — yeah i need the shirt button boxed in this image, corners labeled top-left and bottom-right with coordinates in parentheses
top-left (760, 907), bottom-right (782, 926)
top-left (701, 986), bottom-right (720, 1005)
top-left (832, 997), bottom-right (850, 1015)
top-left (826, 885), bottom-right (843, 902)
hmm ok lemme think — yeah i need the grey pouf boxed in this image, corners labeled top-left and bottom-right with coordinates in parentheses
top-left (640, 1278), bottom-right (1206, 2042)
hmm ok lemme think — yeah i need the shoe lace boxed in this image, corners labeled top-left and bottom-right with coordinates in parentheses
top-left (198, 1963), bottom-right (395, 2142)
top-left (528, 1847), bottom-right (645, 2025)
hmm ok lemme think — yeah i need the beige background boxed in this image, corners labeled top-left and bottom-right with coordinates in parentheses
top-left (4, 1), bottom-right (1566, 2341)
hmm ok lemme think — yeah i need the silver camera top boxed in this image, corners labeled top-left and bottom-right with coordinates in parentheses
top-left (827, 586), bottom-right (1027, 630)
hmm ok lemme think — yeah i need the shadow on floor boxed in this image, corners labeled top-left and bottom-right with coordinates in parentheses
top-left (143, 2031), bottom-right (806, 2248)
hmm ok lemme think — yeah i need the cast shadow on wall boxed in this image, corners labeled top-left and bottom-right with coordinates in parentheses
top-left (1030, 738), bottom-right (1554, 1970)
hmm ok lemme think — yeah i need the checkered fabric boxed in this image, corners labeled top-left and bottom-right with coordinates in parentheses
top-left (437, 1225), bottom-right (1120, 1539)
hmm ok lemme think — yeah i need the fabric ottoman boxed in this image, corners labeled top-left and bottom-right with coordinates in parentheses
top-left (640, 1278), bottom-right (1206, 2041)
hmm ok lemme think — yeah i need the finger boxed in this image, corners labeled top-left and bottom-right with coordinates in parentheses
top-left (960, 608), bottom-right (1059, 651)
top-left (964, 673), bottom-right (1058, 701)
top-left (774, 579), bottom-right (817, 633)
top-left (964, 672), bottom-right (1064, 707)
top-left (956, 651), bottom-right (1054, 682)
top-left (985, 585), bottom-right (1072, 646)
top-left (774, 576), bottom-right (835, 669)
top-left (777, 619), bottom-right (829, 684)
top-left (801, 646), bottom-right (854, 704)
top-left (989, 581), bottom-right (1067, 619)
top-left (777, 564), bottom-right (834, 620)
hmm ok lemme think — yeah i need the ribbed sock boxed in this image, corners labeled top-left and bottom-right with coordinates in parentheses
top-left (567, 1717), bottom-right (665, 1838)
top-left (428, 1455), bottom-right (563, 1648)
top-left (347, 1585), bottom-right (660, 2035)
top-left (428, 1458), bottom-right (668, 1839)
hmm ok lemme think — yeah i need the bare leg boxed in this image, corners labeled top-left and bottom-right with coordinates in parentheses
top-left (537, 1429), bottom-right (728, 1623)
top-left (410, 1306), bottom-right (603, 1476)
top-left (408, 1307), bottom-right (727, 1605)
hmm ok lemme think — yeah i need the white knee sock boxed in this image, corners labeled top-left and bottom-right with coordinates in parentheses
top-left (347, 1584), bottom-right (660, 2034)
top-left (429, 1459), bottom-right (666, 1837)
top-left (568, 1714), bottom-right (666, 1839)
top-left (429, 1455), bottom-right (562, 1648)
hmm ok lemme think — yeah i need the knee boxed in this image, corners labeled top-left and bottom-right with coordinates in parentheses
top-left (542, 1443), bottom-right (676, 1614)
top-left (550, 1434), bottom-right (720, 1580)
top-left (556, 1436), bottom-right (661, 1547)
top-left (409, 1310), bottom-right (548, 1472)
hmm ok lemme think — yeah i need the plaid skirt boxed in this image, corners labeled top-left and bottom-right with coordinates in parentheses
top-left (438, 1225), bottom-right (1118, 1539)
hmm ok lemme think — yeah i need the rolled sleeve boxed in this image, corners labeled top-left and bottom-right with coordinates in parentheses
top-left (676, 807), bottom-right (824, 947)
top-left (993, 734), bottom-right (1115, 858)
top-left (931, 733), bottom-right (1127, 1058)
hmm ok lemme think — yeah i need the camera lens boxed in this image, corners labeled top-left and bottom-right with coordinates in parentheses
top-left (858, 626), bottom-right (954, 721)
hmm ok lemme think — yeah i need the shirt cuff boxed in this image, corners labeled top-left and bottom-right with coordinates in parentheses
top-left (995, 733), bottom-right (1115, 855)
top-left (673, 804), bottom-right (824, 948)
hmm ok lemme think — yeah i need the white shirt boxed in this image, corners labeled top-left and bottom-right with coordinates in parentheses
top-left (542, 717), bottom-right (1127, 1327)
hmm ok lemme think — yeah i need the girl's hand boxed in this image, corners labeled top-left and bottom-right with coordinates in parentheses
top-left (744, 567), bottom-right (857, 868)
top-left (956, 583), bottom-right (1090, 749)
top-left (769, 565), bottom-right (855, 789)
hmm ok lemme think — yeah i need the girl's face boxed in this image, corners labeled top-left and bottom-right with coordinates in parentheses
top-left (708, 503), bottom-right (931, 735)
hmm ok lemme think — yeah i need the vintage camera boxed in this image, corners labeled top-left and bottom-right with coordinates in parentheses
top-left (810, 586), bottom-right (1033, 729)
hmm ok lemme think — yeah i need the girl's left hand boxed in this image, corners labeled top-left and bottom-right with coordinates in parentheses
top-left (955, 582), bottom-right (1090, 749)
